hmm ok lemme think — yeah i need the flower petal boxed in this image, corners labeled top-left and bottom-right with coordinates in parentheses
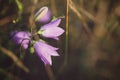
top-left (38, 10), bottom-right (51, 23)
top-left (34, 41), bottom-right (51, 65)
top-left (34, 41), bottom-right (59, 65)
top-left (41, 54), bottom-right (52, 65)
top-left (11, 31), bottom-right (31, 49)
top-left (35, 6), bottom-right (48, 21)
top-left (42, 26), bottom-right (64, 39)
top-left (22, 44), bottom-right (29, 49)
top-left (41, 19), bottom-right (61, 30)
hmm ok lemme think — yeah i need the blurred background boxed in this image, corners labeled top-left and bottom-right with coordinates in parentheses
top-left (0, 0), bottom-right (120, 80)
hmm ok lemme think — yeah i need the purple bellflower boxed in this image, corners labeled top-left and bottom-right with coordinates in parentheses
top-left (34, 40), bottom-right (59, 65)
top-left (38, 19), bottom-right (64, 40)
top-left (11, 6), bottom-right (64, 66)
top-left (34, 6), bottom-right (51, 23)
top-left (11, 31), bottom-right (31, 49)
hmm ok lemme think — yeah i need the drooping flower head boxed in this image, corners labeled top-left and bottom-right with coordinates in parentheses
top-left (11, 31), bottom-right (31, 49)
top-left (34, 6), bottom-right (51, 23)
top-left (11, 6), bottom-right (65, 66)
top-left (38, 18), bottom-right (64, 40)
top-left (34, 40), bottom-right (59, 65)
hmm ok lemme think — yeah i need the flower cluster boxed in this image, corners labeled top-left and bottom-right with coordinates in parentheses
top-left (11, 6), bottom-right (64, 65)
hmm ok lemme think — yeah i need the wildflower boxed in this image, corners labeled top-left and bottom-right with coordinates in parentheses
top-left (11, 31), bottom-right (31, 49)
top-left (38, 19), bottom-right (64, 40)
top-left (34, 6), bottom-right (51, 23)
top-left (34, 40), bottom-right (59, 65)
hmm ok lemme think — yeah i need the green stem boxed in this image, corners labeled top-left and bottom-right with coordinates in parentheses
top-left (59, 0), bottom-right (69, 73)
top-left (64, 0), bottom-right (69, 67)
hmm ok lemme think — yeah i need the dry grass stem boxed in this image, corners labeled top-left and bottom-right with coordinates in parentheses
top-left (0, 68), bottom-right (21, 80)
top-left (69, 0), bottom-right (92, 35)
top-left (0, 47), bottom-right (29, 73)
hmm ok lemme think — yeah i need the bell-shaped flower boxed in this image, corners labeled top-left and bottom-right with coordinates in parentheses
top-left (38, 19), bottom-right (64, 40)
top-left (11, 31), bottom-right (31, 49)
top-left (34, 6), bottom-right (51, 23)
top-left (34, 40), bottom-right (59, 65)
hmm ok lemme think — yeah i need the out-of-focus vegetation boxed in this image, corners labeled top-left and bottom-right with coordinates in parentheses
top-left (0, 0), bottom-right (120, 80)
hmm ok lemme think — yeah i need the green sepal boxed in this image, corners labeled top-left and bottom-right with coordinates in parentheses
top-left (30, 46), bottom-right (34, 54)
top-left (37, 30), bottom-right (43, 35)
top-left (51, 16), bottom-right (58, 22)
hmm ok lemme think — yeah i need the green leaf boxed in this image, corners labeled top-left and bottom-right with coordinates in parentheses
top-left (15, 0), bottom-right (23, 14)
